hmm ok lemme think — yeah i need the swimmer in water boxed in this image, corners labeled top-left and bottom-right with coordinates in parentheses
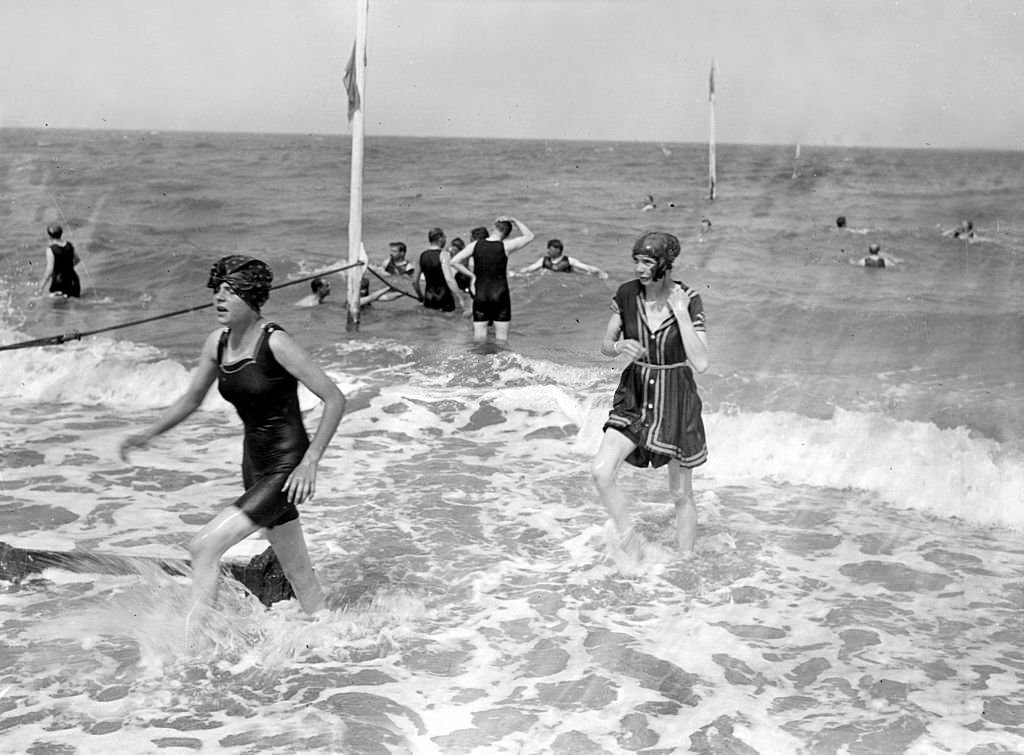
top-left (450, 215), bottom-right (535, 343)
top-left (519, 238), bottom-right (608, 279)
top-left (851, 242), bottom-right (899, 268)
top-left (412, 227), bottom-right (469, 312)
top-left (384, 241), bottom-right (415, 276)
top-left (294, 277), bottom-right (332, 308)
top-left (119, 256), bottom-right (346, 641)
top-left (38, 223), bottom-right (82, 298)
top-left (942, 219), bottom-right (975, 240)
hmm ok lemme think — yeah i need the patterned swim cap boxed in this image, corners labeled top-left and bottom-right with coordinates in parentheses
top-left (631, 232), bottom-right (681, 280)
top-left (207, 255), bottom-right (273, 311)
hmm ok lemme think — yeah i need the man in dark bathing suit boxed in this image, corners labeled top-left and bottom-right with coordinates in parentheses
top-left (450, 216), bottom-right (534, 342)
top-left (412, 227), bottom-right (468, 312)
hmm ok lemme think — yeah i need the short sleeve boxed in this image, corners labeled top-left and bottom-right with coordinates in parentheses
top-left (609, 296), bottom-right (621, 315)
top-left (688, 291), bottom-right (706, 332)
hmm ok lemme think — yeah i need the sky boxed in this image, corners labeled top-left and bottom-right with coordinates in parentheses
top-left (2, 0), bottom-right (1022, 150)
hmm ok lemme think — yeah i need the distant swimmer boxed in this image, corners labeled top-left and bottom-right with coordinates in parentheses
top-left (942, 219), bottom-right (975, 240)
top-left (642, 194), bottom-right (657, 212)
top-left (519, 238), bottom-right (608, 279)
top-left (294, 277), bottom-right (331, 308)
top-left (851, 242), bottom-right (898, 268)
top-left (450, 215), bottom-right (535, 343)
top-left (412, 227), bottom-right (469, 313)
top-left (833, 215), bottom-right (869, 234)
top-left (38, 223), bottom-right (81, 298)
top-left (698, 217), bottom-right (712, 242)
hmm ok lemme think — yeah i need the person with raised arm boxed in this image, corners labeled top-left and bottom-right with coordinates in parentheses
top-left (450, 215), bottom-right (535, 343)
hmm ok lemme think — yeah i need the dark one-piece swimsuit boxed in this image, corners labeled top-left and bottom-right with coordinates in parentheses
top-left (49, 242), bottom-right (81, 297)
top-left (542, 255), bottom-right (573, 272)
top-left (418, 248), bottom-right (456, 311)
top-left (471, 239), bottom-right (511, 323)
top-left (217, 322), bottom-right (310, 528)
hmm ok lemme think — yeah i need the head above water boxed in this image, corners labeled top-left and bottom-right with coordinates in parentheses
top-left (470, 226), bottom-right (489, 242)
top-left (389, 241), bottom-right (407, 258)
top-left (494, 220), bottom-right (513, 239)
top-left (868, 243), bottom-right (881, 255)
top-left (836, 216), bottom-right (847, 229)
top-left (450, 237), bottom-right (465, 251)
top-left (46, 223), bottom-right (63, 240)
top-left (311, 277), bottom-right (330, 295)
top-left (546, 239), bottom-right (564, 256)
top-left (207, 255), bottom-right (273, 312)
top-left (427, 227), bottom-right (446, 246)
top-left (631, 231), bottom-right (680, 282)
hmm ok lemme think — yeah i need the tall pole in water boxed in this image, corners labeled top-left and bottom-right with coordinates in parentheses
top-left (708, 58), bottom-right (717, 201)
top-left (345, 0), bottom-right (369, 331)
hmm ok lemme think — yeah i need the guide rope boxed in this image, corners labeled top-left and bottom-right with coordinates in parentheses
top-left (364, 266), bottom-right (422, 301)
top-left (0, 261), bottom-right (365, 353)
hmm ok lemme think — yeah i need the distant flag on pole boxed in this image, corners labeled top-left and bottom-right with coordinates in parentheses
top-left (343, 42), bottom-right (361, 122)
top-left (708, 60), bottom-right (716, 101)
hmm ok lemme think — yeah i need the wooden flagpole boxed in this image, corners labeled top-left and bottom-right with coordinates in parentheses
top-left (708, 58), bottom-right (717, 201)
top-left (345, 0), bottom-right (369, 331)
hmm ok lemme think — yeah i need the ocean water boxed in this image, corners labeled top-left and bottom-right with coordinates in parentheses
top-left (1, 128), bottom-right (1024, 753)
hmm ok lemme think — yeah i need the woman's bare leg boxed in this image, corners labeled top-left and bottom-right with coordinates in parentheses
top-left (668, 462), bottom-right (697, 554)
top-left (265, 518), bottom-right (324, 614)
top-left (187, 507), bottom-right (260, 637)
top-left (591, 429), bottom-right (640, 552)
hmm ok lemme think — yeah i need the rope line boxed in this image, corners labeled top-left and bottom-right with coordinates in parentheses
top-left (0, 261), bottom-right (365, 353)
top-left (365, 266), bottom-right (422, 301)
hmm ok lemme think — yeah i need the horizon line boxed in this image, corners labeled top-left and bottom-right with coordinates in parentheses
top-left (1, 125), bottom-right (1019, 155)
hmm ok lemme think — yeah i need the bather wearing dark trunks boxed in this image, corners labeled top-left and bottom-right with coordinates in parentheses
top-left (470, 239), bottom-right (511, 323)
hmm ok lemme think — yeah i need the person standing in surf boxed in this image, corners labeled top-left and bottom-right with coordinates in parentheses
top-left (412, 227), bottom-right (467, 312)
top-left (119, 256), bottom-right (345, 634)
top-left (450, 215), bottom-right (535, 342)
top-left (38, 223), bottom-right (82, 298)
top-left (591, 231), bottom-right (709, 556)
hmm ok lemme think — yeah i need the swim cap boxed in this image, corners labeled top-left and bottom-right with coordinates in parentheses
top-left (207, 255), bottom-right (273, 311)
top-left (47, 223), bottom-right (63, 239)
top-left (868, 243), bottom-right (881, 254)
top-left (631, 231), bottom-right (680, 281)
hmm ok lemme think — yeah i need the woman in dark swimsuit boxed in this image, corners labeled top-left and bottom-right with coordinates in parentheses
top-left (38, 223), bottom-right (82, 298)
top-left (591, 232), bottom-right (709, 558)
top-left (450, 216), bottom-right (535, 342)
top-left (120, 256), bottom-right (345, 636)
